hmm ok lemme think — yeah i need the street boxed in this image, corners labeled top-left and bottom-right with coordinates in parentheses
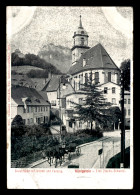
top-left (32, 130), bottom-right (130, 168)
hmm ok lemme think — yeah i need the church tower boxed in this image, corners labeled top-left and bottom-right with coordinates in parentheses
top-left (71, 15), bottom-right (90, 66)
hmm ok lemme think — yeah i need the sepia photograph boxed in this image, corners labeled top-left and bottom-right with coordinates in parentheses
top-left (7, 6), bottom-right (133, 189)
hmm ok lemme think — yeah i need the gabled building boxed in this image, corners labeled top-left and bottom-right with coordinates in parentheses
top-left (42, 75), bottom-right (75, 109)
top-left (11, 86), bottom-right (51, 125)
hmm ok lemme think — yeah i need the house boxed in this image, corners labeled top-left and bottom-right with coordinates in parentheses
top-left (42, 75), bottom-right (75, 118)
top-left (63, 16), bottom-right (121, 132)
top-left (30, 78), bottom-right (50, 91)
top-left (11, 86), bottom-right (51, 125)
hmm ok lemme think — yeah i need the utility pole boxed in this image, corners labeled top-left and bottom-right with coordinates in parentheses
top-left (120, 70), bottom-right (125, 168)
top-left (59, 76), bottom-right (62, 140)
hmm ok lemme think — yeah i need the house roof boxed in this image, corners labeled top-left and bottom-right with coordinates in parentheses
top-left (38, 91), bottom-right (49, 101)
top-left (30, 78), bottom-right (50, 91)
top-left (42, 75), bottom-right (62, 92)
top-left (68, 43), bottom-right (120, 75)
top-left (11, 86), bottom-right (50, 106)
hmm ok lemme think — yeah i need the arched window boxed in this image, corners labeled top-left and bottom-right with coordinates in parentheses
top-left (108, 72), bottom-right (111, 82)
top-left (95, 72), bottom-right (99, 84)
top-left (81, 37), bottom-right (84, 45)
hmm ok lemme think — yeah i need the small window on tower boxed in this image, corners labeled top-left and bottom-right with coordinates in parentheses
top-left (81, 37), bottom-right (84, 45)
top-left (81, 31), bottom-right (84, 34)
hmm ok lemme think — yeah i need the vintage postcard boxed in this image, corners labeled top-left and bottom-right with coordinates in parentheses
top-left (7, 6), bottom-right (133, 189)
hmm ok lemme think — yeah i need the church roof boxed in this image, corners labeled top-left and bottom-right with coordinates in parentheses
top-left (68, 43), bottom-right (120, 75)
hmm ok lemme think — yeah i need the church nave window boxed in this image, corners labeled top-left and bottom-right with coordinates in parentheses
top-left (108, 72), bottom-right (111, 82)
top-left (95, 72), bottom-right (99, 84)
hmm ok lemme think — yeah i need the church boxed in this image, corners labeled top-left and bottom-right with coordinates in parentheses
top-left (62, 16), bottom-right (121, 132)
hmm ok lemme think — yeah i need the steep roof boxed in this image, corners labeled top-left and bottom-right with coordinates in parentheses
top-left (68, 43), bottom-right (120, 75)
top-left (11, 86), bottom-right (50, 106)
top-left (30, 78), bottom-right (50, 91)
top-left (42, 75), bottom-right (61, 92)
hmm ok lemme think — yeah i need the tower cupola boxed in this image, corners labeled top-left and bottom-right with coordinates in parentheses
top-left (71, 15), bottom-right (90, 66)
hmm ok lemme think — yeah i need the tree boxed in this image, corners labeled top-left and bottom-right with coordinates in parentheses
top-left (120, 59), bottom-right (130, 91)
top-left (71, 82), bottom-right (112, 132)
top-left (11, 115), bottom-right (25, 136)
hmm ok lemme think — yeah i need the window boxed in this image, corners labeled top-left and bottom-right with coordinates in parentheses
top-left (108, 72), bottom-right (111, 82)
top-left (83, 59), bottom-right (86, 67)
top-left (89, 72), bottom-right (92, 82)
top-left (85, 73), bottom-right (88, 83)
top-left (81, 37), bottom-right (84, 45)
top-left (95, 72), bottom-right (99, 84)
top-left (27, 106), bottom-right (29, 113)
top-left (35, 107), bottom-right (37, 112)
top-left (30, 118), bottom-right (33, 124)
top-left (73, 80), bottom-right (75, 90)
top-left (112, 98), bottom-right (116, 104)
top-left (112, 87), bottom-right (116, 94)
top-left (75, 76), bottom-right (77, 90)
top-left (38, 107), bottom-right (40, 112)
top-left (69, 121), bottom-right (72, 128)
top-left (81, 31), bottom-right (84, 34)
top-left (87, 122), bottom-right (90, 128)
top-left (28, 106), bottom-right (32, 113)
top-left (41, 107), bottom-right (42, 112)
top-left (31, 107), bottom-right (34, 113)
top-left (128, 109), bottom-right (130, 116)
top-left (23, 107), bottom-right (26, 113)
top-left (124, 99), bottom-right (127, 104)
top-left (104, 87), bottom-right (108, 94)
top-left (46, 106), bottom-right (48, 111)
top-left (128, 99), bottom-right (130, 104)
top-left (79, 75), bottom-right (81, 89)
top-left (115, 73), bottom-right (118, 84)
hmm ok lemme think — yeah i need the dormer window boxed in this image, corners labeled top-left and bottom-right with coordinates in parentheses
top-left (83, 58), bottom-right (86, 67)
top-left (35, 99), bottom-right (40, 103)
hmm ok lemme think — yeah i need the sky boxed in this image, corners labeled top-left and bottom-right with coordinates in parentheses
top-left (8, 6), bottom-right (133, 68)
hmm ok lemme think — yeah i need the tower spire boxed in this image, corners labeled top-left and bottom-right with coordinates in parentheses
top-left (79, 15), bottom-right (83, 28)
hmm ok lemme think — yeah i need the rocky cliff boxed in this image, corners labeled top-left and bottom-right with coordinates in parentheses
top-left (38, 43), bottom-right (72, 73)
